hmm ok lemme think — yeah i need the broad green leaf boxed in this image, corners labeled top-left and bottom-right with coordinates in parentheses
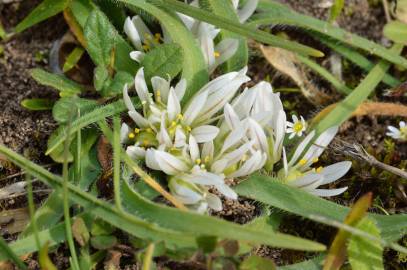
top-left (63, 46), bottom-right (85, 73)
top-left (196, 236), bottom-right (217, 253)
top-left (383, 21), bottom-right (407, 44)
top-left (103, 71), bottom-right (133, 96)
top-left (69, 0), bottom-right (138, 75)
top-left (203, 0), bottom-right (248, 71)
top-left (46, 98), bottom-right (140, 156)
top-left (279, 255), bottom-right (324, 270)
top-left (241, 255), bottom-right (276, 270)
top-left (254, 0), bottom-right (407, 68)
top-left (348, 218), bottom-right (384, 270)
top-left (141, 43), bottom-right (184, 82)
top-left (94, 65), bottom-right (109, 91)
top-left (312, 44), bottom-right (403, 134)
top-left (138, 0), bottom-right (324, 58)
top-left (324, 193), bottom-right (372, 270)
top-left (90, 235), bottom-right (117, 250)
top-left (53, 97), bottom-right (98, 123)
top-left (30, 68), bottom-right (83, 97)
top-left (121, 179), bottom-right (326, 251)
top-left (21, 98), bottom-right (54, 111)
top-left (15, 0), bottom-right (69, 33)
top-left (95, 0), bottom-right (127, 30)
top-left (234, 175), bottom-right (407, 241)
top-left (84, 9), bottom-right (116, 66)
top-left (124, 0), bottom-right (208, 102)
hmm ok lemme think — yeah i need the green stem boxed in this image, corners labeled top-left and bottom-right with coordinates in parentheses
top-left (26, 174), bottom-right (41, 250)
top-left (113, 116), bottom-right (123, 211)
top-left (142, 243), bottom-right (155, 270)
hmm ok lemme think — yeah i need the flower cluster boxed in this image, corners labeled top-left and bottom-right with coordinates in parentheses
top-left (124, 0), bottom-right (258, 74)
top-left (121, 66), bottom-right (351, 212)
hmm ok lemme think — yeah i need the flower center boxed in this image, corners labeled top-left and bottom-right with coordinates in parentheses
top-left (214, 51), bottom-right (220, 58)
top-left (293, 122), bottom-right (304, 133)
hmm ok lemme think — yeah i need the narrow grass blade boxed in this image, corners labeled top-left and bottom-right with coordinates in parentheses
top-left (253, 1), bottom-right (407, 68)
top-left (113, 116), bottom-right (123, 211)
top-left (124, 0), bottom-right (324, 57)
top-left (234, 175), bottom-right (407, 241)
top-left (0, 236), bottom-right (27, 269)
top-left (312, 44), bottom-right (403, 134)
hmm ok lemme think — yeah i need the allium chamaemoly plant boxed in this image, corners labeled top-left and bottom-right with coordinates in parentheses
top-left (122, 65), bottom-right (351, 212)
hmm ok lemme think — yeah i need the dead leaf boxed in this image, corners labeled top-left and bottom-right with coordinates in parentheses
top-left (323, 193), bottom-right (372, 270)
top-left (72, 217), bottom-right (90, 247)
top-left (385, 81), bottom-right (407, 97)
top-left (0, 207), bottom-right (30, 235)
top-left (0, 181), bottom-right (27, 200)
top-left (311, 101), bottom-right (407, 128)
top-left (260, 45), bottom-right (332, 105)
top-left (97, 136), bottom-right (113, 196)
top-left (104, 250), bottom-right (122, 270)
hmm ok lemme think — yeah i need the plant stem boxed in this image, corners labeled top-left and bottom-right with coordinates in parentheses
top-left (142, 243), bottom-right (155, 270)
top-left (26, 174), bottom-right (41, 250)
top-left (113, 116), bottom-right (123, 211)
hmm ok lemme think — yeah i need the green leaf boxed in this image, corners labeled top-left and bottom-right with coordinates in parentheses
top-left (63, 46), bottom-right (85, 73)
top-left (95, 0), bottom-right (127, 31)
top-left (254, 0), bottom-right (407, 68)
top-left (30, 68), bottom-right (83, 97)
top-left (278, 255), bottom-right (324, 270)
top-left (0, 236), bottom-right (27, 269)
top-left (141, 43), bottom-right (184, 82)
top-left (329, 0), bottom-right (345, 23)
top-left (196, 236), bottom-right (217, 253)
top-left (103, 71), bottom-right (133, 96)
top-left (15, 0), bottom-right (69, 33)
top-left (91, 220), bottom-right (115, 236)
top-left (241, 255), bottom-right (276, 270)
top-left (94, 65), bottom-right (110, 91)
top-left (90, 235), bottom-right (117, 250)
top-left (53, 97), bottom-right (98, 123)
top-left (21, 98), bottom-right (54, 111)
top-left (383, 21), bottom-right (407, 44)
top-left (234, 175), bottom-right (407, 242)
top-left (348, 218), bottom-right (384, 270)
top-left (84, 9), bottom-right (116, 66)
top-left (121, 179), bottom-right (326, 251)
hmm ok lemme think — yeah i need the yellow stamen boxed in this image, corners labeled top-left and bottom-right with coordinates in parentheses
top-left (195, 159), bottom-right (202, 165)
top-left (146, 128), bottom-right (153, 133)
top-left (299, 159), bottom-right (307, 166)
top-left (214, 51), bottom-right (220, 58)
top-left (171, 121), bottom-right (177, 127)
top-left (134, 128), bottom-right (140, 134)
top-left (316, 166), bottom-right (323, 173)
top-left (128, 133), bottom-right (135, 139)
top-left (156, 90), bottom-right (161, 102)
top-left (241, 154), bottom-right (248, 162)
top-left (204, 156), bottom-right (210, 163)
top-left (177, 114), bottom-right (184, 120)
top-left (186, 126), bottom-right (192, 132)
top-left (293, 122), bottom-right (304, 133)
top-left (142, 44), bottom-right (150, 51)
top-left (312, 157), bottom-right (319, 163)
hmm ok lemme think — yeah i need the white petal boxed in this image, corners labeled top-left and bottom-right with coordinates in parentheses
top-left (199, 29), bottom-right (216, 71)
top-left (175, 78), bottom-right (187, 101)
top-left (167, 88), bottom-right (181, 121)
top-left (145, 149), bottom-right (161, 170)
top-left (310, 187), bottom-right (348, 197)
top-left (319, 161), bottom-right (352, 185)
top-left (134, 68), bottom-right (151, 104)
top-left (220, 140), bottom-right (254, 168)
top-left (124, 17), bottom-right (143, 51)
top-left (191, 125), bottom-right (220, 143)
top-left (231, 87), bottom-right (257, 118)
top-left (288, 131), bottom-right (316, 167)
top-left (129, 51), bottom-right (145, 63)
top-left (227, 150), bottom-right (262, 178)
top-left (123, 84), bottom-right (136, 112)
top-left (131, 16), bottom-right (153, 44)
top-left (210, 38), bottom-right (239, 73)
top-left (206, 193), bottom-right (222, 211)
top-left (400, 121), bottom-right (406, 128)
top-left (174, 127), bottom-right (187, 148)
top-left (272, 110), bottom-right (286, 161)
top-left (120, 123), bottom-right (130, 144)
top-left (224, 103), bottom-right (241, 130)
top-left (248, 118), bottom-right (269, 153)
top-left (182, 171), bottom-right (224, 186)
top-left (183, 90), bottom-right (209, 125)
top-left (282, 147), bottom-right (288, 177)
top-left (154, 151), bottom-right (190, 175)
top-left (216, 184), bottom-right (238, 200)
top-left (126, 145), bottom-right (146, 160)
top-left (202, 141), bottom-right (214, 160)
top-left (170, 180), bottom-right (202, 204)
top-left (211, 159), bottom-right (229, 174)
top-left (301, 127), bottom-right (338, 168)
top-left (288, 173), bottom-right (322, 190)
top-left (221, 127), bottom-right (246, 153)
top-left (157, 114), bottom-right (172, 147)
top-left (151, 76), bottom-right (170, 103)
top-left (128, 111), bottom-right (149, 128)
top-left (189, 135), bottom-right (200, 162)
top-left (238, 0), bottom-right (258, 22)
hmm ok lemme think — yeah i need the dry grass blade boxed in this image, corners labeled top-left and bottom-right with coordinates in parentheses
top-left (0, 208), bottom-right (30, 235)
top-left (260, 45), bottom-right (332, 105)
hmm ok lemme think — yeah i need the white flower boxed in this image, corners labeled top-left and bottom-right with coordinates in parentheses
top-left (279, 127), bottom-right (350, 197)
top-left (231, 0), bottom-right (259, 23)
top-left (386, 121), bottom-right (407, 141)
top-left (124, 11), bottom-right (239, 73)
top-left (286, 115), bottom-right (307, 139)
top-left (122, 67), bottom-right (249, 160)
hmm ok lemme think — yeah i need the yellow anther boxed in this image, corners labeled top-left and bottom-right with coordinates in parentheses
top-left (186, 126), bottom-right (192, 132)
top-left (177, 114), bottom-right (184, 120)
top-left (316, 166), bottom-right (323, 173)
top-left (214, 51), bottom-right (220, 58)
top-left (171, 121), bottom-right (177, 127)
top-left (195, 158), bottom-right (202, 165)
top-left (134, 128), bottom-right (140, 134)
top-left (144, 33), bottom-right (152, 38)
top-left (156, 90), bottom-right (161, 97)
top-left (142, 44), bottom-right (150, 51)
top-left (170, 147), bottom-right (177, 152)
top-left (312, 157), bottom-right (319, 163)
top-left (200, 164), bottom-right (206, 169)
top-left (146, 128), bottom-right (153, 133)
top-left (128, 133), bottom-right (135, 139)
top-left (154, 33), bottom-right (161, 41)
top-left (204, 156), bottom-right (210, 163)
top-left (299, 159), bottom-right (307, 166)
top-left (143, 139), bottom-right (149, 146)
top-left (241, 154), bottom-right (248, 162)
